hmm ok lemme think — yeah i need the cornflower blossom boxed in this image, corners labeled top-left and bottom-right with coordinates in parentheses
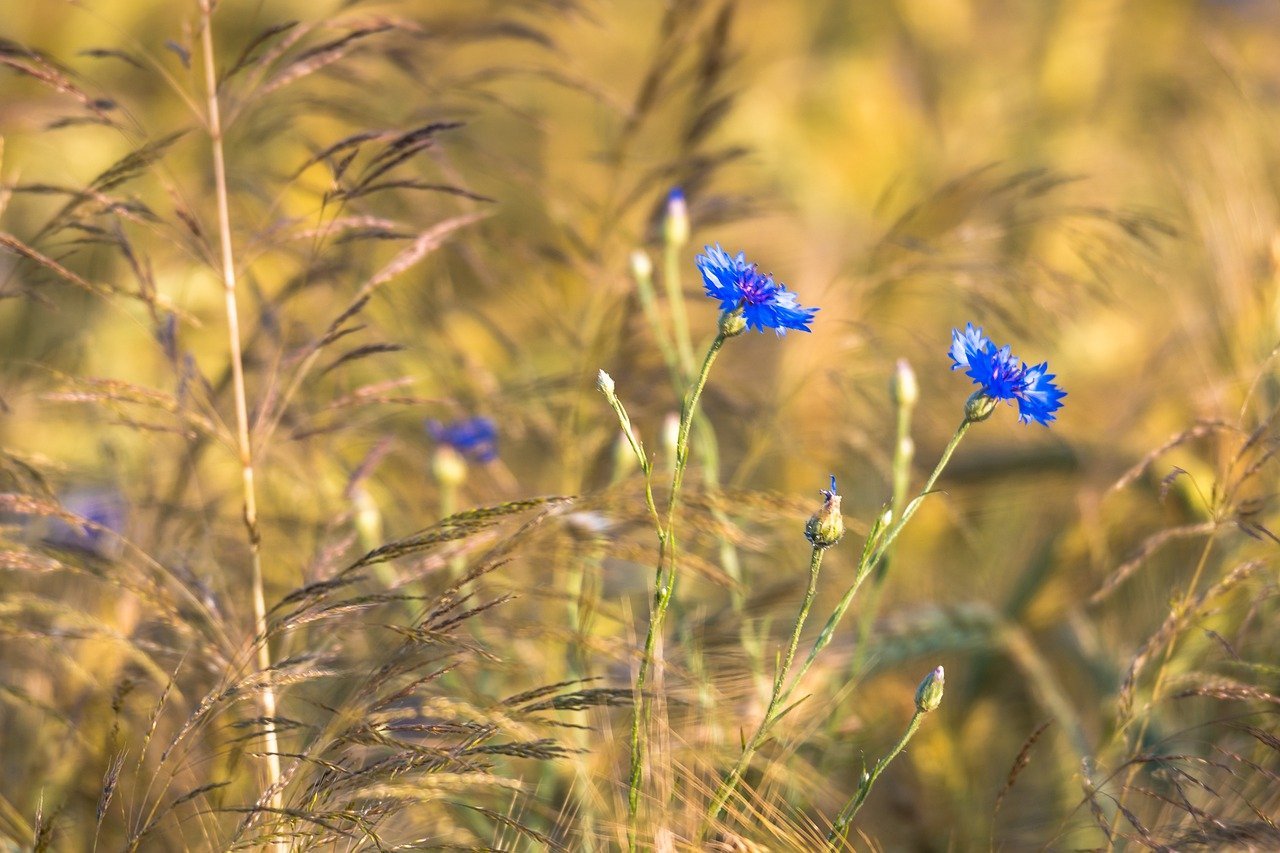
top-left (949, 323), bottom-right (1065, 425)
top-left (426, 416), bottom-right (499, 462)
top-left (696, 244), bottom-right (817, 335)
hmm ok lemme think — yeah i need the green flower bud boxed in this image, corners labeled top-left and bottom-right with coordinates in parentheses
top-left (352, 485), bottom-right (383, 554)
top-left (431, 445), bottom-right (467, 488)
top-left (630, 249), bottom-right (653, 282)
top-left (914, 665), bottom-right (945, 713)
top-left (964, 390), bottom-right (999, 423)
top-left (891, 358), bottom-right (918, 409)
top-left (718, 308), bottom-right (747, 338)
top-left (804, 475), bottom-right (844, 549)
top-left (597, 369), bottom-right (616, 400)
top-left (663, 188), bottom-right (689, 247)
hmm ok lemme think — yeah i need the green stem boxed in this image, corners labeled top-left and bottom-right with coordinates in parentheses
top-left (663, 240), bottom-right (696, 379)
top-left (787, 418), bottom-right (971, 705)
top-left (627, 331), bottom-right (727, 846)
top-left (826, 710), bottom-right (926, 848)
top-left (705, 545), bottom-right (826, 827)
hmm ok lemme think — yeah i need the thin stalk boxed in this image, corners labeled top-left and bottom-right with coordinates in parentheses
top-left (788, 418), bottom-right (972, 697)
top-left (1103, 531), bottom-right (1218, 850)
top-left (627, 331), bottom-right (727, 847)
top-left (705, 545), bottom-right (826, 827)
top-left (826, 710), bottom-right (926, 848)
top-left (663, 240), bottom-right (697, 379)
top-left (199, 0), bottom-right (285, 833)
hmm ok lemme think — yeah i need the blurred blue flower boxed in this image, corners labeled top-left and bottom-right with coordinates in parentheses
top-left (696, 244), bottom-right (817, 335)
top-left (44, 488), bottom-right (127, 558)
top-left (949, 323), bottom-right (1065, 425)
top-left (427, 416), bottom-right (499, 462)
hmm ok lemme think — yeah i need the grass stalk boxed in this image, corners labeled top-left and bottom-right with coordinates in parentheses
top-left (198, 0), bottom-right (285, 836)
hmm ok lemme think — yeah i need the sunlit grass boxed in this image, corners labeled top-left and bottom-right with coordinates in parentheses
top-left (1, 0), bottom-right (1279, 849)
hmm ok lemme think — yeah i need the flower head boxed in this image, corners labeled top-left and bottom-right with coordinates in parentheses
top-left (804, 474), bottom-right (844, 549)
top-left (44, 488), bottom-right (127, 559)
top-left (427, 416), bottom-right (498, 462)
top-left (696, 244), bottom-right (817, 336)
top-left (914, 665), bottom-right (945, 713)
top-left (949, 324), bottom-right (1065, 425)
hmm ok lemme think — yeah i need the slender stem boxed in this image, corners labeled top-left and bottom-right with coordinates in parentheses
top-left (663, 240), bottom-right (696, 380)
top-left (705, 545), bottom-right (826, 827)
top-left (788, 419), bottom-right (972, 697)
top-left (628, 332), bottom-right (727, 847)
top-left (826, 710), bottom-right (926, 848)
top-left (199, 0), bottom-right (284, 834)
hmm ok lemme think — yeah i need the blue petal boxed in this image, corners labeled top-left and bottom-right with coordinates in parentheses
top-left (428, 416), bottom-right (499, 462)
top-left (949, 323), bottom-right (990, 372)
top-left (696, 244), bottom-right (817, 334)
top-left (1015, 362), bottom-right (1066, 425)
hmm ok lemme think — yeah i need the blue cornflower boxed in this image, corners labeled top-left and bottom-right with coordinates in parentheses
top-left (949, 323), bottom-right (1065, 425)
top-left (44, 488), bottom-right (127, 559)
top-left (695, 244), bottom-right (818, 335)
top-left (427, 416), bottom-right (498, 462)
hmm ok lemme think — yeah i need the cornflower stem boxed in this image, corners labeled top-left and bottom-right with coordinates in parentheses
top-left (632, 256), bottom-right (683, 388)
top-left (198, 2), bottom-right (284, 843)
top-left (705, 544), bottom-right (827, 828)
top-left (825, 709), bottom-right (926, 848)
top-left (787, 418), bottom-right (972, 706)
top-left (663, 240), bottom-right (697, 379)
top-left (627, 331), bottom-right (727, 846)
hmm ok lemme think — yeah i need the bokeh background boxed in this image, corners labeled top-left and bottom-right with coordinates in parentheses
top-left (1, 0), bottom-right (1279, 849)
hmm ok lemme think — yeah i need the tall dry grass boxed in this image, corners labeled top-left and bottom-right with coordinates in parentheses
top-left (0, 0), bottom-right (1278, 850)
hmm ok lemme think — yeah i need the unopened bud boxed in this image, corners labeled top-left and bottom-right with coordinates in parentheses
top-left (431, 445), bottom-right (468, 488)
top-left (663, 188), bottom-right (689, 247)
top-left (964, 390), bottom-right (999, 423)
top-left (630, 249), bottom-right (653, 282)
top-left (718, 308), bottom-right (747, 338)
top-left (352, 485), bottom-right (383, 553)
top-left (597, 369), bottom-right (616, 399)
top-left (891, 358), bottom-right (918, 409)
top-left (914, 665), bottom-right (945, 713)
top-left (804, 475), bottom-right (844, 549)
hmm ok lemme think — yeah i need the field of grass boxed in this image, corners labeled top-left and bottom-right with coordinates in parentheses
top-left (1, 0), bottom-right (1279, 849)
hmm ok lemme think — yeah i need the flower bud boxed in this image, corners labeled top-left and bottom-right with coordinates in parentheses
top-left (964, 390), bottom-right (999, 423)
top-left (891, 358), bottom-right (918, 409)
top-left (804, 475), bottom-right (844, 549)
top-left (663, 187), bottom-right (689, 247)
top-left (431, 445), bottom-right (467, 488)
top-left (914, 665), bottom-right (945, 713)
top-left (630, 249), bottom-right (653, 282)
top-left (597, 369), bottom-right (616, 399)
top-left (718, 308), bottom-right (747, 338)
top-left (352, 485), bottom-right (383, 553)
